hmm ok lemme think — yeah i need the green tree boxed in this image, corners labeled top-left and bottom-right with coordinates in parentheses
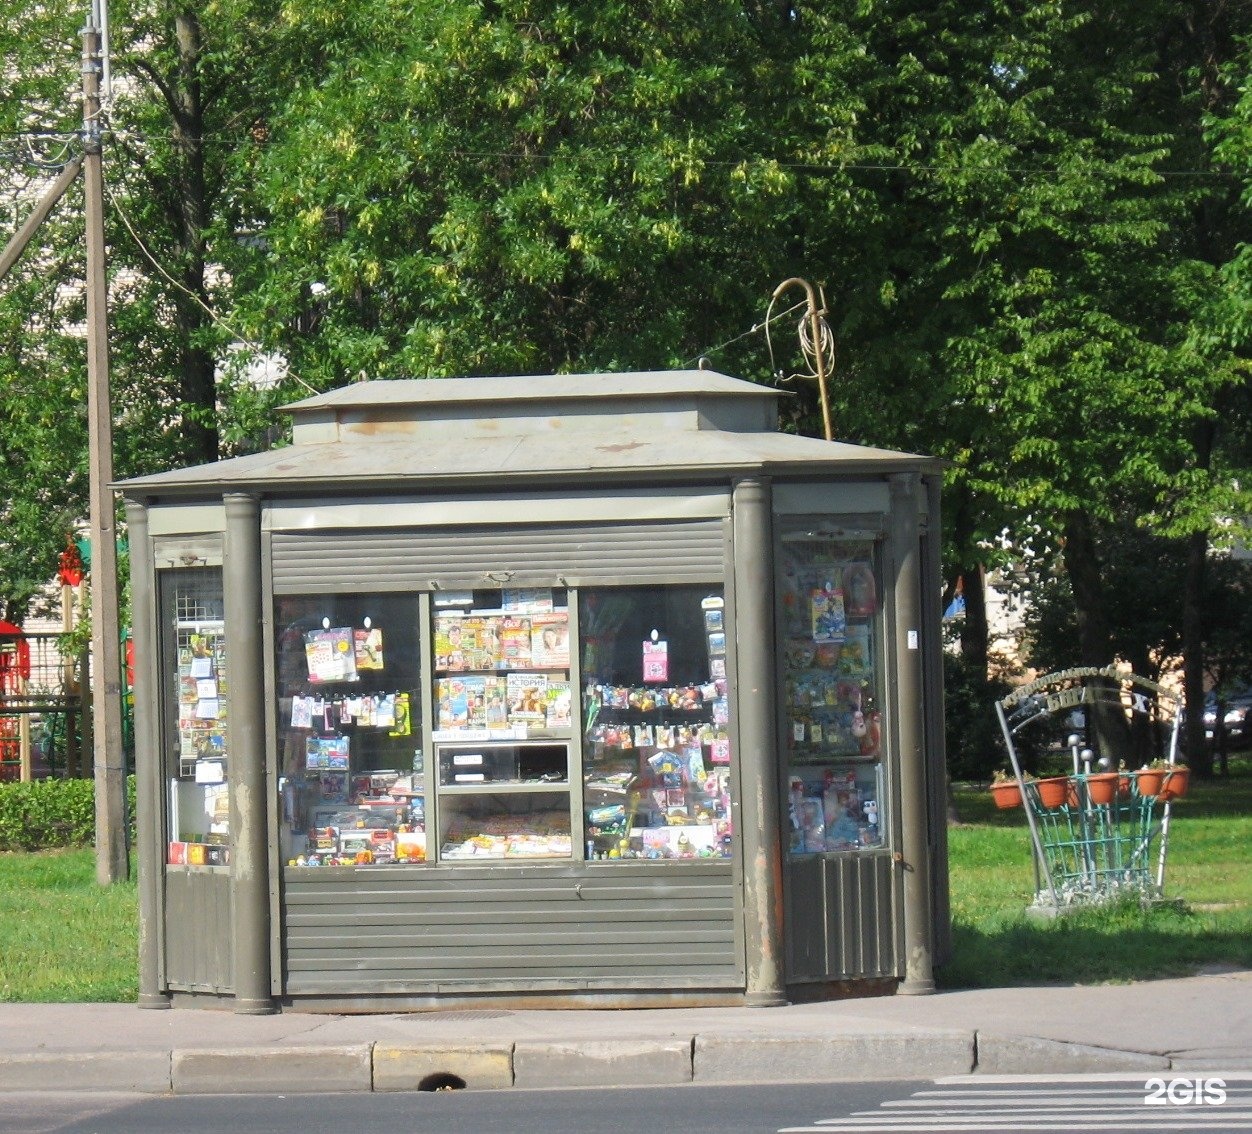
top-left (0, 0), bottom-right (290, 616)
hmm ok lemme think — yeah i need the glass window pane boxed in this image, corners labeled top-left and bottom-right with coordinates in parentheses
top-left (275, 594), bottom-right (424, 866)
top-left (430, 588), bottom-right (574, 864)
top-left (580, 586), bottom-right (733, 861)
top-left (161, 567), bottom-right (230, 867)
top-left (778, 537), bottom-right (886, 854)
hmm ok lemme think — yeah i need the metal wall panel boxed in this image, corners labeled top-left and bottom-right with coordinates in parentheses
top-left (164, 869), bottom-right (233, 993)
top-left (281, 864), bottom-right (741, 994)
top-left (784, 851), bottom-right (897, 981)
top-left (269, 520), bottom-right (725, 592)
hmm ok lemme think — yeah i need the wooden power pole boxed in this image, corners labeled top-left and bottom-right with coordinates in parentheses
top-left (83, 10), bottom-right (129, 885)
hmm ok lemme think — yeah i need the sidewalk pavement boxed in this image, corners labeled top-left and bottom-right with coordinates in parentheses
top-left (1, 968), bottom-right (1248, 1095)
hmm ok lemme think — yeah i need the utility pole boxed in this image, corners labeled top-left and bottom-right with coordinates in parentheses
top-left (83, 6), bottom-right (129, 885)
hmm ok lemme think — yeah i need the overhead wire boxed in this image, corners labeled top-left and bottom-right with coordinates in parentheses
top-left (684, 299), bottom-right (807, 370)
top-left (104, 178), bottom-right (318, 395)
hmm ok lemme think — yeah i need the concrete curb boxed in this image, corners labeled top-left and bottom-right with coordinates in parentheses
top-left (1, 1034), bottom-right (1248, 1094)
top-left (694, 1033), bottom-right (977, 1083)
top-left (975, 1033), bottom-right (1171, 1075)
top-left (373, 1043), bottom-right (513, 1091)
top-left (515, 1039), bottom-right (693, 1088)
top-left (0, 1051), bottom-right (172, 1093)
top-left (172, 1045), bottom-right (373, 1094)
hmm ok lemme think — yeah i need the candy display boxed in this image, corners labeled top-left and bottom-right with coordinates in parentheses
top-left (580, 588), bottom-right (734, 860)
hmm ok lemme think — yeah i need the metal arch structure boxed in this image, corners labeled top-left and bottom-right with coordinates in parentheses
top-left (994, 666), bottom-right (1185, 912)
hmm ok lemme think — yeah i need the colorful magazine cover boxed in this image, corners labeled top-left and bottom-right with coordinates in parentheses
top-left (304, 627), bottom-right (358, 683)
top-left (498, 616), bottom-right (533, 668)
top-left (353, 627), bottom-right (384, 670)
top-left (434, 615), bottom-right (468, 671)
top-left (530, 613), bottom-right (570, 669)
top-left (507, 673), bottom-right (548, 724)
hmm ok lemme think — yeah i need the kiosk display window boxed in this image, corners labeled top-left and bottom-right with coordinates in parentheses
top-left (275, 594), bottom-right (424, 866)
top-left (163, 567), bottom-right (230, 867)
top-left (779, 537), bottom-right (886, 854)
top-left (580, 586), bottom-right (734, 861)
top-left (431, 589), bottom-right (573, 860)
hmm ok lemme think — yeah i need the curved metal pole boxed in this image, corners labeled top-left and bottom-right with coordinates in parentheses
top-left (771, 277), bottom-right (833, 442)
top-left (996, 701), bottom-right (1058, 907)
top-left (1156, 702), bottom-right (1183, 893)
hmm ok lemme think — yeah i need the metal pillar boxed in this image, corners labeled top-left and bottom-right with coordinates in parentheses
top-left (223, 493), bottom-right (275, 1014)
top-left (890, 473), bottom-right (935, 995)
top-left (732, 477), bottom-right (786, 1006)
top-left (124, 498), bottom-right (170, 1008)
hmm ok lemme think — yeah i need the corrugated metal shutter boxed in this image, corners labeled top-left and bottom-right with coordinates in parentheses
top-left (784, 851), bottom-right (897, 981)
top-left (270, 520), bottom-right (726, 592)
top-left (164, 870), bottom-right (233, 994)
top-left (281, 863), bottom-right (742, 994)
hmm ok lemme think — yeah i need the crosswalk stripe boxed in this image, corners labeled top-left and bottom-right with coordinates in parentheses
top-left (781, 1116), bottom-right (1252, 1126)
top-left (778, 1077), bottom-right (1252, 1132)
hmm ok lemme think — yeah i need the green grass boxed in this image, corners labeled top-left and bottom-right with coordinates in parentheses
top-left (0, 849), bottom-right (138, 1002)
top-left (0, 770), bottom-right (1249, 1001)
top-left (939, 762), bottom-right (1252, 988)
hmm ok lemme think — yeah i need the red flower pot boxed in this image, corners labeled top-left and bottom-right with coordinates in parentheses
top-left (1136, 769), bottom-right (1167, 797)
top-left (1085, 772), bottom-right (1119, 806)
top-left (1035, 777), bottom-right (1071, 810)
top-left (1159, 766), bottom-right (1190, 802)
top-left (990, 781), bottom-right (1023, 810)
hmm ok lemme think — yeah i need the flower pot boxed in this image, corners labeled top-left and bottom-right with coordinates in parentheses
top-left (1085, 772), bottom-right (1119, 806)
top-left (1136, 768), bottom-right (1167, 797)
top-left (1158, 766), bottom-right (1190, 802)
top-left (1035, 776), bottom-right (1071, 810)
top-left (1118, 774), bottom-right (1132, 798)
top-left (990, 781), bottom-right (1023, 810)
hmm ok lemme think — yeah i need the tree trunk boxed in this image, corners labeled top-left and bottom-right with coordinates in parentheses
top-left (958, 565), bottom-right (988, 677)
top-left (1182, 527), bottom-right (1212, 777)
top-left (1062, 508), bottom-right (1127, 759)
top-left (172, 11), bottom-right (218, 464)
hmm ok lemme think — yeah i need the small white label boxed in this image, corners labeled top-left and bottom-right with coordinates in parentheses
top-left (907, 630), bottom-right (919, 650)
top-left (453, 753), bottom-right (484, 766)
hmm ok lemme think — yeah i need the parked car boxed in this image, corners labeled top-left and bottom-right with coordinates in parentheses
top-left (1204, 686), bottom-right (1252, 749)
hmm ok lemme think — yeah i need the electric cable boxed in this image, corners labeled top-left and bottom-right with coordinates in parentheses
top-left (105, 180), bottom-right (318, 395)
top-left (684, 299), bottom-right (806, 370)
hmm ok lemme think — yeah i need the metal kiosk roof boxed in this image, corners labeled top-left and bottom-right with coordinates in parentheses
top-left (119, 370), bottom-right (939, 497)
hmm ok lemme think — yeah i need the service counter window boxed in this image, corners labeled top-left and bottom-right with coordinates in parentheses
top-left (431, 589), bottom-right (574, 861)
top-left (778, 535), bottom-right (886, 855)
top-left (580, 586), bottom-right (734, 861)
top-left (162, 567), bottom-right (230, 867)
top-left (276, 594), bottom-right (424, 866)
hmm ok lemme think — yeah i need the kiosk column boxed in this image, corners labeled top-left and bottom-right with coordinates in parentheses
top-left (126, 497), bottom-right (170, 1009)
top-left (891, 473), bottom-right (935, 995)
top-left (223, 492), bottom-right (275, 1014)
top-left (732, 476), bottom-right (786, 1006)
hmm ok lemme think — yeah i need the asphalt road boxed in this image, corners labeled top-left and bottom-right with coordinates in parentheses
top-left (4, 1076), bottom-right (1251, 1134)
